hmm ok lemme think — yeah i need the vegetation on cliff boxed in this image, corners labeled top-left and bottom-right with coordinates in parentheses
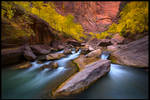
top-left (2, 1), bottom-right (34, 41)
top-left (101, 1), bottom-right (148, 38)
top-left (3, 1), bottom-right (86, 41)
top-left (1, 1), bottom-right (148, 42)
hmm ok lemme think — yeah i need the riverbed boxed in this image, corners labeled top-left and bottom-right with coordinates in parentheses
top-left (2, 50), bottom-right (148, 99)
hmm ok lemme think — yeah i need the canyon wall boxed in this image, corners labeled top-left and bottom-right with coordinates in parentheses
top-left (54, 1), bottom-right (121, 33)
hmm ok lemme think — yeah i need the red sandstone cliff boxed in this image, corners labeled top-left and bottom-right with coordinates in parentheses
top-left (54, 1), bottom-right (121, 33)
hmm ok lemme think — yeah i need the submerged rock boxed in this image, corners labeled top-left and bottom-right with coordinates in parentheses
top-left (46, 53), bottom-right (66, 60)
top-left (40, 62), bottom-right (58, 69)
top-left (52, 59), bottom-right (111, 97)
top-left (110, 36), bottom-right (148, 68)
top-left (12, 62), bottom-right (32, 69)
top-left (50, 62), bottom-right (59, 69)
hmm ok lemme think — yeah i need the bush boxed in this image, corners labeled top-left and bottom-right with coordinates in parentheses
top-left (104, 1), bottom-right (148, 37)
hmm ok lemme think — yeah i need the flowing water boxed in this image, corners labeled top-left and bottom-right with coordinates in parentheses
top-left (2, 50), bottom-right (148, 99)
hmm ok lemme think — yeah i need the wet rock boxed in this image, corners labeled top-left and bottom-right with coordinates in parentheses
top-left (1, 46), bottom-right (24, 66)
top-left (85, 49), bottom-right (102, 58)
top-left (75, 47), bottom-right (80, 52)
top-left (50, 62), bottom-right (59, 69)
top-left (37, 55), bottom-right (47, 62)
top-left (80, 47), bottom-right (90, 54)
top-left (24, 45), bottom-right (37, 61)
top-left (110, 36), bottom-right (148, 68)
top-left (37, 61), bottom-right (43, 64)
top-left (63, 48), bottom-right (72, 55)
top-left (40, 62), bottom-right (58, 69)
top-left (12, 62), bottom-right (32, 69)
top-left (31, 45), bottom-right (50, 55)
top-left (52, 60), bottom-right (111, 97)
top-left (40, 64), bottom-right (49, 70)
top-left (46, 53), bottom-right (66, 60)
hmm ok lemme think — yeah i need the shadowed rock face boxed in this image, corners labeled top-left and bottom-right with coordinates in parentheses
top-left (53, 60), bottom-right (111, 97)
top-left (110, 36), bottom-right (148, 68)
top-left (1, 47), bottom-right (25, 66)
top-left (54, 1), bottom-right (121, 33)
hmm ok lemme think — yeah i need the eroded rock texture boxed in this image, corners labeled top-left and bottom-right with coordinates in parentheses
top-left (110, 36), bottom-right (148, 68)
top-left (54, 1), bottom-right (121, 33)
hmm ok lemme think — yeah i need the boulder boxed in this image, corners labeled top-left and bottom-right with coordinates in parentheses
top-left (81, 43), bottom-right (86, 46)
top-left (86, 38), bottom-right (101, 50)
top-left (12, 62), bottom-right (32, 69)
top-left (98, 39), bottom-right (112, 47)
top-left (75, 47), bottom-right (80, 52)
top-left (24, 45), bottom-right (37, 61)
top-left (73, 55), bottom-right (100, 70)
top-left (37, 61), bottom-right (43, 64)
top-left (37, 55), bottom-right (47, 61)
top-left (88, 45), bottom-right (95, 51)
top-left (40, 62), bottom-right (58, 69)
top-left (111, 34), bottom-right (125, 45)
top-left (50, 62), bottom-right (59, 69)
top-left (63, 48), bottom-right (72, 55)
top-left (110, 36), bottom-right (148, 68)
top-left (52, 60), bottom-right (111, 97)
top-left (58, 45), bottom-right (65, 50)
top-left (107, 45), bottom-right (119, 52)
top-left (31, 45), bottom-right (50, 55)
top-left (80, 47), bottom-right (90, 54)
top-left (85, 49), bottom-right (102, 58)
top-left (46, 53), bottom-right (66, 60)
top-left (1, 46), bottom-right (24, 66)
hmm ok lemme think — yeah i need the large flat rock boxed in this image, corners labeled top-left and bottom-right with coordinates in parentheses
top-left (52, 59), bottom-right (111, 97)
top-left (110, 36), bottom-right (148, 67)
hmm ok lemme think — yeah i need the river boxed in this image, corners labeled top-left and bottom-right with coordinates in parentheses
top-left (2, 50), bottom-right (148, 99)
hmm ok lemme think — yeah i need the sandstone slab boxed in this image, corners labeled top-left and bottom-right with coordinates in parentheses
top-left (52, 59), bottom-right (111, 97)
top-left (110, 36), bottom-right (148, 67)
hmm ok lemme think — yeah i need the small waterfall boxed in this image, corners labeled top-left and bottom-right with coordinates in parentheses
top-left (100, 51), bottom-right (110, 60)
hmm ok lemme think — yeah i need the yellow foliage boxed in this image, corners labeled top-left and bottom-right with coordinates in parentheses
top-left (105, 1), bottom-right (148, 37)
top-left (14, 1), bottom-right (86, 41)
top-left (88, 32), bottom-right (110, 39)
